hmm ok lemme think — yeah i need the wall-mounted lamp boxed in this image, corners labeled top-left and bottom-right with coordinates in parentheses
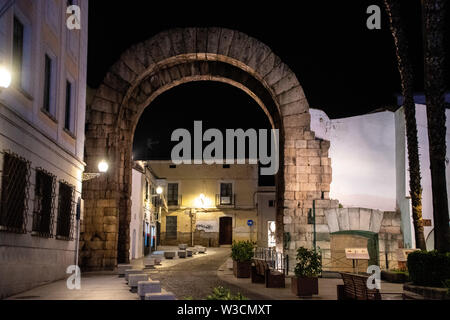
top-left (82, 160), bottom-right (109, 181)
top-left (0, 65), bottom-right (12, 92)
top-left (156, 186), bottom-right (163, 195)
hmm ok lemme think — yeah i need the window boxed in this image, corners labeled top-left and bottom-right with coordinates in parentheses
top-left (220, 183), bottom-right (233, 205)
top-left (0, 152), bottom-right (30, 233)
top-left (32, 169), bottom-right (55, 237)
top-left (167, 183), bottom-right (178, 206)
top-left (268, 200), bottom-right (275, 207)
top-left (56, 182), bottom-right (74, 239)
top-left (43, 54), bottom-right (52, 113)
top-left (166, 216), bottom-right (177, 239)
top-left (145, 180), bottom-right (149, 201)
top-left (64, 80), bottom-right (73, 132)
top-left (12, 16), bottom-right (24, 88)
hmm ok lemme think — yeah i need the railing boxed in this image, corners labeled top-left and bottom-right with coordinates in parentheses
top-left (215, 194), bottom-right (236, 207)
top-left (254, 247), bottom-right (289, 275)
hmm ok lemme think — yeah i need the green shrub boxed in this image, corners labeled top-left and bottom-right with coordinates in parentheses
top-left (407, 250), bottom-right (450, 287)
top-left (294, 247), bottom-right (322, 278)
top-left (231, 240), bottom-right (255, 262)
top-left (206, 286), bottom-right (248, 300)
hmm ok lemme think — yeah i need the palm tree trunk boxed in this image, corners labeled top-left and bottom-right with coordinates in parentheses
top-left (384, 0), bottom-right (427, 250)
top-left (422, 0), bottom-right (450, 253)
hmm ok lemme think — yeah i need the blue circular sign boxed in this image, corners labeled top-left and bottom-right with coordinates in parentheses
top-left (247, 220), bottom-right (254, 227)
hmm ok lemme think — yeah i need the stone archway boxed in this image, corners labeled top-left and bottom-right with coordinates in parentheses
top-left (81, 28), bottom-right (334, 270)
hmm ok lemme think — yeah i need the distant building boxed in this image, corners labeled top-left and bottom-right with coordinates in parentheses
top-left (0, 0), bottom-right (88, 298)
top-left (146, 161), bottom-right (275, 247)
top-left (130, 161), bottom-right (167, 259)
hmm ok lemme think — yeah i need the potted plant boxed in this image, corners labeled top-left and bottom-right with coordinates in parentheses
top-left (291, 247), bottom-right (322, 296)
top-left (231, 240), bottom-right (255, 278)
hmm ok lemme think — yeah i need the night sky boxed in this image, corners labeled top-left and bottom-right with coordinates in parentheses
top-left (87, 0), bottom-right (449, 160)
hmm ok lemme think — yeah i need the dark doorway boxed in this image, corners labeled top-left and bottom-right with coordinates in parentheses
top-left (156, 221), bottom-right (161, 246)
top-left (166, 216), bottom-right (177, 240)
top-left (219, 217), bottom-right (233, 245)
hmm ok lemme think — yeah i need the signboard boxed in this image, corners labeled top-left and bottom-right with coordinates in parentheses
top-left (396, 248), bottom-right (420, 262)
top-left (345, 248), bottom-right (370, 260)
top-left (423, 219), bottom-right (432, 227)
top-left (247, 220), bottom-right (254, 227)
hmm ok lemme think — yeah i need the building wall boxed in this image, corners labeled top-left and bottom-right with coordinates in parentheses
top-left (256, 188), bottom-right (276, 248)
top-left (130, 168), bottom-right (144, 260)
top-left (0, 0), bottom-right (88, 299)
top-left (395, 105), bottom-right (450, 249)
top-left (148, 162), bottom-right (259, 246)
top-left (310, 108), bottom-right (396, 212)
top-left (311, 103), bottom-right (450, 255)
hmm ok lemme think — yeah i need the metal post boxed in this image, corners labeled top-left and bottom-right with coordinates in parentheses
top-left (313, 199), bottom-right (317, 251)
top-left (74, 197), bottom-right (81, 277)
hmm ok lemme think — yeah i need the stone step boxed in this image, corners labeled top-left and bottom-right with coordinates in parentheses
top-left (178, 244), bottom-right (188, 250)
top-left (186, 249), bottom-right (193, 257)
top-left (178, 250), bottom-right (187, 258)
top-left (144, 258), bottom-right (156, 269)
top-left (128, 274), bottom-right (150, 292)
top-left (196, 246), bottom-right (207, 253)
top-left (145, 290), bottom-right (176, 300)
top-left (138, 280), bottom-right (162, 300)
top-left (125, 269), bottom-right (144, 281)
top-left (164, 251), bottom-right (176, 259)
top-left (117, 264), bottom-right (132, 277)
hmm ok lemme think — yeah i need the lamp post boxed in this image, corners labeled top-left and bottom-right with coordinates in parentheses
top-left (150, 186), bottom-right (163, 252)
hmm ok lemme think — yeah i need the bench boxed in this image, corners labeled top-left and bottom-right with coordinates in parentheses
top-left (338, 272), bottom-right (402, 300)
top-left (251, 259), bottom-right (285, 288)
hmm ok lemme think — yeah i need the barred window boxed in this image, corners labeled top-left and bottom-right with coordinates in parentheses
top-left (32, 169), bottom-right (55, 237)
top-left (167, 183), bottom-right (178, 206)
top-left (56, 181), bottom-right (74, 240)
top-left (0, 152), bottom-right (30, 233)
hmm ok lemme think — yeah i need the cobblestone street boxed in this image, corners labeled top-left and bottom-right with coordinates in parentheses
top-left (147, 248), bottom-right (267, 300)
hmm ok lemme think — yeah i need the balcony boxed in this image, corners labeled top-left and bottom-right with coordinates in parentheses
top-left (215, 194), bottom-right (236, 207)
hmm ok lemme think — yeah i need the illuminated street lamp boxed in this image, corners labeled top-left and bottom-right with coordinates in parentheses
top-left (156, 186), bottom-right (163, 195)
top-left (0, 65), bottom-right (12, 92)
top-left (82, 160), bottom-right (109, 181)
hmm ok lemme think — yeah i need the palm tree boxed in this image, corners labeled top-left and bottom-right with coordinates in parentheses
top-left (422, 0), bottom-right (450, 253)
top-left (384, 0), bottom-right (427, 250)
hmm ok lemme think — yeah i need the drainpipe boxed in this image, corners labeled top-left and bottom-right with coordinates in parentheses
top-left (313, 199), bottom-right (317, 251)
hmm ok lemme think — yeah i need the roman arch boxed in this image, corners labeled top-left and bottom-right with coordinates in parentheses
top-left (80, 27), bottom-right (336, 270)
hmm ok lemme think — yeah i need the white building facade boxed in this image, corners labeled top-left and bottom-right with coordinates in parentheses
top-left (0, 0), bottom-right (88, 298)
top-left (310, 96), bottom-right (450, 252)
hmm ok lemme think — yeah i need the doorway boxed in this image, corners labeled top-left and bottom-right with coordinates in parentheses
top-left (219, 217), bottom-right (232, 245)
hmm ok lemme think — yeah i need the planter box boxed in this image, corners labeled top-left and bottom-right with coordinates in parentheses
top-left (291, 276), bottom-right (319, 296)
top-left (233, 260), bottom-right (251, 278)
top-left (381, 270), bottom-right (408, 283)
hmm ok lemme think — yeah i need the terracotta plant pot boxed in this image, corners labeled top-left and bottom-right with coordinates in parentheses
top-left (233, 260), bottom-right (251, 278)
top-left (291, 276), bottom-right (319, 296)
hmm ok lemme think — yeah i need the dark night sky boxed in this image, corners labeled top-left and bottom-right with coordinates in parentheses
top-left (87, 0), bottom-right (449, 160)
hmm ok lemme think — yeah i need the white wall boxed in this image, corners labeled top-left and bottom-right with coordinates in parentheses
top-left (130, 168), bottom-right (144, 260)
top-left (311, 109), bottom-right (396, 212)
top-left (0, 0), bottom-right (89, 299)
top-left (396, 105), bottom-right (450, 249)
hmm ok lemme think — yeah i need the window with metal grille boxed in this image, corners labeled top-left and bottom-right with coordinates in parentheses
top-left (0, 152), bottom-right (30, 233)
top-left (12, 16), bottom-right (24, 88)
top-left (220, 183), bottom-right (233, 205)
top-left (167, 183), bottom-right (178, 206)
top-left (32, 169), bottom-right (56, 237)
top-left (56, 181), bottom-right (74, 240)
